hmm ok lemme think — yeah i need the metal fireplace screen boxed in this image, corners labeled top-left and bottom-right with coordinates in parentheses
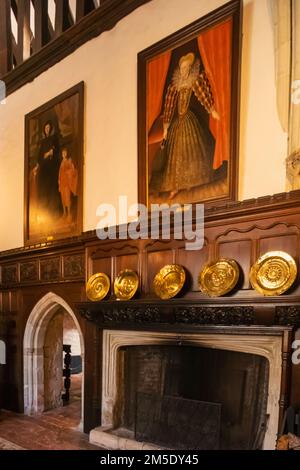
top-left (135, 392), bottom-right (221, 450)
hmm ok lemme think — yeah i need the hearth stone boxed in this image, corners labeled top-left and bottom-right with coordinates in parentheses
top-left (89, 426), bottom-right (162, 450)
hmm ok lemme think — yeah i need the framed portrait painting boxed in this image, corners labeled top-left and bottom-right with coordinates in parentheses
top-left (24, 82), bottom-right (84, 245)
top-left (138, 0), bottom-right (242, 208)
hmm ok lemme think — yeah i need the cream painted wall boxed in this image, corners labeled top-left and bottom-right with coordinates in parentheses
top-left (0, 0), bottom-right (287, 251)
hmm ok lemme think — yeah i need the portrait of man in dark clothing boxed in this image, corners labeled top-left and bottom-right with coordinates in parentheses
top-left (25, 83), bottom-right (83, 244)
top-left (36, 121), bottom-right (61, 217)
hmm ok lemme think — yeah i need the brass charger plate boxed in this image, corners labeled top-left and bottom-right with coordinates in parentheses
top-left (199, 259), bottom-right (240, 297)
top-left (114, 269), bottom-right (139, 300)
top-left (250, 251), bottom-right (297, 296)
top-left (86, 273), bottom-right (110, 301)
top-left (153, 264), bottom-right (186, 300)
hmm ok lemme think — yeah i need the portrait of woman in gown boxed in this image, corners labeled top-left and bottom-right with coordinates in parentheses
top-left (150, 52), bottom-right (220, 200)
top-left (142, 17), bottom-right (235, 207)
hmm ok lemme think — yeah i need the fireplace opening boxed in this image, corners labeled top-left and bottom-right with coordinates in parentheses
top-left (116, 346), bottom-right (269, 450)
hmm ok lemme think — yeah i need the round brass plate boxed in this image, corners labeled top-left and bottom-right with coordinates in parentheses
top-left (114, 269), bottom-right (139, 301)
top-left (250, 251), bottom-right (297, 296)
top-left (86, 273), bottom-right (110, 301)
top-left (153, 265), bottom-right (186, 300)
top-left (199, 259), bottom-right (240, 297)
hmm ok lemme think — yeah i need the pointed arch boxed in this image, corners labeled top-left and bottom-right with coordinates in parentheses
top-left (23, 292), bottom-right (84, 429)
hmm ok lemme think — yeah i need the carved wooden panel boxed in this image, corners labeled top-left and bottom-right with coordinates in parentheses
top-left (20, 261), bottom-right (38, 283)
top-left (1, 265), bottom-right (18, 285)
top-left (63, 254), bottom-right (85, 279)
top-left (40, 257), bottom-right (61, 282)
top-left (80, 303), bottom-right (255, 327)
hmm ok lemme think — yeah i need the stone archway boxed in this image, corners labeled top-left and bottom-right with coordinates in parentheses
top-left (23, 292), bottom-right (84, 428)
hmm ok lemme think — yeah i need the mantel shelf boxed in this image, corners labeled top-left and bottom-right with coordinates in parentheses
top-left (77, 298), bottom-right (300, 328)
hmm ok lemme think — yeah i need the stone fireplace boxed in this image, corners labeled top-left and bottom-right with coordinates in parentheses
top-left (86, 324), bottom-right (290, 450)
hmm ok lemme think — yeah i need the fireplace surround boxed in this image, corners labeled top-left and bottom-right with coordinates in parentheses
top-left (79, 301), bottom-right (293, 450)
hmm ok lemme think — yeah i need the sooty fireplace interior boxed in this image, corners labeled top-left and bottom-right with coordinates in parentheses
top-left (119, 346), bottom-right (269, 450)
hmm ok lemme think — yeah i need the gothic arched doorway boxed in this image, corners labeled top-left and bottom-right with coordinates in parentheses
top-left (23, 293), bottom-right (84, 429)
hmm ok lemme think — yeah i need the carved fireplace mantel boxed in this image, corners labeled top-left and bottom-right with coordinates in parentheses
top-left (78, 299), bottom-right (294, 450)
top-left (78, 299), bottom-right (300, 328)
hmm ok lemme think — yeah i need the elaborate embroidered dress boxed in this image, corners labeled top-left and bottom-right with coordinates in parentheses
top-left (150, 56), bottom-right (215, 194)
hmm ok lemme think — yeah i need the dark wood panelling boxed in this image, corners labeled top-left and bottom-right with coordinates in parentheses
top-left (20, 261), bottom-right (38, 283)
top-left (1, 265), bottom-right (18, 285)
top-left (217, 239), bottom-right (252, 289)
top-left (1, 190), bottom-right (300, 431)
top-left (1, 248), bottom-right (85, 288)
top-left (40, 257), bottom-right (61, 281)
top-left (177, 243), bottom-right (209, 292)
top-left (144, 242), bottom-right (174, 294)
top-left (115, 253), bottom-right (140, 281)
top-left (0, 292), bottom-right (10, 311)
top-left (63, 254), bottom-right (85, 279)
top-left (259, 233), bottom-right (299, 259)
top-left (9, 291), bottom-right (18, 312)
top-left (89, 256), bottom-right (112, 294)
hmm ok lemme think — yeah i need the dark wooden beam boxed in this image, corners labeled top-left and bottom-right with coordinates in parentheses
top-left (17, 0), bottom-right (31, 63)
top-left (32, 0), bottom-right (55, 41)
top-left (12, 35), bottom-right (18, 68)
top-left (55, 0), bottom-right (72, 37)
top-left (3, 0), bottom-right (153, 94)
top-left (0, 0), bottom-right (13, 76)
top-left (66, 5), bottom-right (75, 28)
top-left (76, 0), bottom-right (86, 20)
top-left (34, 0), bottom-right (49, 52)
top-left (76, 0), bottom-right (98, 21)
top-left (54, 0), bottom-right (74, 37)
top-left (85, 0), bottom-right (98, 14)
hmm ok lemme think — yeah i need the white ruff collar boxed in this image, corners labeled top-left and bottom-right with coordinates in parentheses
top-left (172, 59), bottom-right (200, 90)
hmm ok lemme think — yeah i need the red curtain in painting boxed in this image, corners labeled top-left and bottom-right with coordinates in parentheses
top-left (198, 19), bottom-right (232, 169)
top-left (147, 50), bottom-right (171, 143)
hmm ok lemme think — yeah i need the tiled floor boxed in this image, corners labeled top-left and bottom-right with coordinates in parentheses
top-left (0, 374), bottom-right (100, 450)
